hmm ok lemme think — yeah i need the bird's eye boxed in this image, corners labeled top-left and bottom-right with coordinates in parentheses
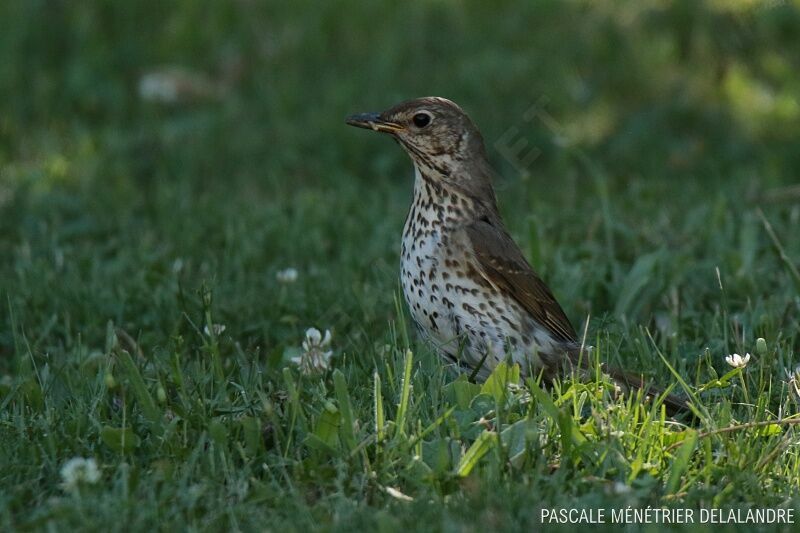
top-left (412, 113), bottom-right (431, 128)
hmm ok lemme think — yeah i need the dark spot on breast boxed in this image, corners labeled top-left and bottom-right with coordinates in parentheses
top-left (462, 302), bottom-right (480, 316)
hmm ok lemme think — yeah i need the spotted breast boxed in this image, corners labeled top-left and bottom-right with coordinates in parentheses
top-left (400, 166), bottom-right (564, 380)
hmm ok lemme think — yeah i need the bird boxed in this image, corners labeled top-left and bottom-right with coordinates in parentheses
top-left (346, 97), bottom-right (687, 414)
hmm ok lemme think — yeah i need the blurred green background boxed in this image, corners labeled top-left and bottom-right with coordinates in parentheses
top-left (2, 0), bottom-right (800, 528)
top-left (2, 0), bottom-right (798, 356)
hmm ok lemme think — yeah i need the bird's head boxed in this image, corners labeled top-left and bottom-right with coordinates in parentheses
top-left (346, 97), bottom-right (490, 182)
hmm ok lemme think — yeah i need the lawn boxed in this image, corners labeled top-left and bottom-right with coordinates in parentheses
top-left (2, 1), bottom-right (800, 531)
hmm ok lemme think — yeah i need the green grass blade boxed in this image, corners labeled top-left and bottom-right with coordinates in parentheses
top-left (666, 429), bottom-right (697, 495)
top-left (118, 349), bottom-right (162, 435)
top-left (333, 369), bottom-right (357, 451)
top-left (456, 430), bottom-right (498, 477)
top-left (395, 349), bottom-right (413, 437)
top-left (374, 371), bottom-right (385, 443)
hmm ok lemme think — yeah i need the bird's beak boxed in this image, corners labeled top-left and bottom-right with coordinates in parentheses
top-left (345, 112), bottom-right (404, 134)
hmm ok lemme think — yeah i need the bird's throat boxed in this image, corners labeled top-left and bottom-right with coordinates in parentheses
top-left (403, 165), bottom-right (478, 241)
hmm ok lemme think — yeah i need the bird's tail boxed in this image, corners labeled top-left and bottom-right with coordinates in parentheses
top-left (559, 347), bottom-right (691, 417)
top-left (601, 365), bottom-right (691, 417)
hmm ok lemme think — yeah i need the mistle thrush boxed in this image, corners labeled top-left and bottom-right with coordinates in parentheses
top-left (347, 97), bottom-right (686, 414)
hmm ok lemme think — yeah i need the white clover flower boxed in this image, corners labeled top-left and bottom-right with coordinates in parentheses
top-left (725, 353), bottom-right (751, 369)
top-left (139, 72), bottom-right (180, 103)
top-left (276, 268), bottom-right (299, 284)
top-left (138, 66), bottom-right (216, 104)
top-left (292, 328), bottom-right (333, 375)
top-left (203, 323), bottom-right (226, 336)
top-left (302, 328), bottom-right (331, 351)
top-left (60, 457), bottom-right (101, 492)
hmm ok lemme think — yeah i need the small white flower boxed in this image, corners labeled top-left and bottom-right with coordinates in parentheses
top-left (139, 72), bottom-right (180, 103)
top-left (610, 430), bottom-right (625, 438)
top-left (204, 324), bottom-right (226, 336)
top-left (276, 268), bottom-right (298, 284)
top-left (712, 449), bottom-right (727, 461)
top-left (302, 328), bottom-right (331, 350)
top-left (785, 365), bottom-right (800, 398)
top-left (725, 353), bottom-right (751, 369)
top-left (60, 457), bottom-right (101, 492)
top-left (138, 66), bottom-right (216, 104)
top-left (292, 328), bottom-right (333, 375)
top-left (612, 481), bottom-right (631, 494)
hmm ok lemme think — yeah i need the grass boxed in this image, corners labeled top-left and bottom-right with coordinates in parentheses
top-left (2, 0), bottom-right (800, 530)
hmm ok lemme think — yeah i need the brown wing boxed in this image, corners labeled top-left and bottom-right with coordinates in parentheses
top-left (465, 217), bottom-right (577, 344)
top-left (464, 218), bottom-right (691, 415)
